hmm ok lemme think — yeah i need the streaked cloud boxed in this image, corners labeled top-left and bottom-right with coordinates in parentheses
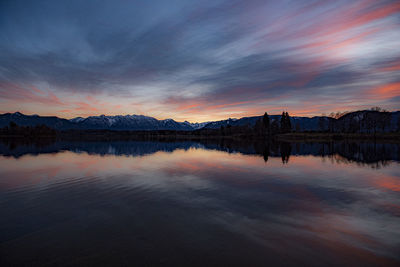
top-left (0, 0), bottom-right (399, 121)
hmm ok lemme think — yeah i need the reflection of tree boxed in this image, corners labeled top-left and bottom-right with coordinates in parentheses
top-left (251, 142), bottom-right (269, 162)
top-left (263, 147), bottom-right (269, 163)
top-left (211, 140), bottom-right (398, 168)
top-left (327, 154), bottom-right (390, 169)
top-left (280, 142), bottom-right (291, 164)
top-left (0, 138), bottom-right (398, 168)
top-left (1, 137), bottom-right (55, 152)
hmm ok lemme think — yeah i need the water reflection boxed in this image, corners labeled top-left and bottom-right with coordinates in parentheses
top-left (0, 138), bottom-right (398, 167)
top-left (0, 139), bottom-right (399, 266)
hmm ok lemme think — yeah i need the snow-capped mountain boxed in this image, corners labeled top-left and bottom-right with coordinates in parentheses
top-left (0, 112), bottom-right (195, 131)
top-left (182, 121), bottom-right (210, 130)
top-left (69, 117), bottom-right (85, 123)
top-left (70, 114), bottom-right (194, 131)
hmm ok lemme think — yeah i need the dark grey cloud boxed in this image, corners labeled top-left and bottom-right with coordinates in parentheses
top-left (0, 0), bottom-right (246, 93)
top-left (0, 0), bottom-right (399, 117)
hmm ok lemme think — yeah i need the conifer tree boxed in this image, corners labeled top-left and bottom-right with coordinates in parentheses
top-left (263, 112), bottom-right (270, 135)
top-left (280, 112), bottom-right (286, 133)
top-left (280, 111), bottom-right (292, 133)
top-left (285, 112), bottom-right (291, 132)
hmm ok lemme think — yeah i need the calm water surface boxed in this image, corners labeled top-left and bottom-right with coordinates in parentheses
top-left (0, 141), bottom-right (399, 266)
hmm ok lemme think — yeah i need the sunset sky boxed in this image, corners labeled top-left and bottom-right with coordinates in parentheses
top-left (0, 0), bottom-right (399, 122)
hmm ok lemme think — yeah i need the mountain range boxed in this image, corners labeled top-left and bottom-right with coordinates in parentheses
top-left (0, 112), bottom-right (209, 131)
top-left (0, 111), bottom-right (399, 132)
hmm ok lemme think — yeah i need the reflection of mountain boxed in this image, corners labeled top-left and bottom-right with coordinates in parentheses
top-left (0, 138), bottom-right (399, 166)
top-left (0, 140), bottom-right (201, 158)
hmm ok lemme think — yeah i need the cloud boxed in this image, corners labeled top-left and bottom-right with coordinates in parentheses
top-left (0, 0), bottom-right (399, 120)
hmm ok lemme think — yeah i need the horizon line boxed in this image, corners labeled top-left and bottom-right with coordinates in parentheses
top-left (2, 109), bottom-right (399, 124)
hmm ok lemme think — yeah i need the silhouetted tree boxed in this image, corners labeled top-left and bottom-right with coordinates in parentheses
top-left (254, 119), bottom-right (263, 136)
top-left (370, 106), bottom-right (387, 112)
top-left (379, 112), bottom-right (391, 132)
top-left (287, 112), bottom-right (292, 131)
top-left (263, 112), bottom-right (270, 134)
top-left (362, 111), bottom-right (392, 135)
top-left (1, 122), bottom-right (56, 137)
top-left (270, 120), bottom-right (280, 135)
top-left (220, 126), bottom-right (225, 136)
top-left (397, 117), bottom-right (400, 132)
top-left (347, 117), bottom-right (359, 133)
top-left (280, 112), bottom-right (292, 133)
top-left (226, 124), bottom-right (232, 135)
top-left (364, 112), bottom-right (376, 134)
top-left (318, 117), bottom-right (326, 132)
top-left (280, 112), bottom-right (285, 129)
top-left (328, 113), bottom-right (336, 132)
top-left (295, 123), bottom-right (300, 132)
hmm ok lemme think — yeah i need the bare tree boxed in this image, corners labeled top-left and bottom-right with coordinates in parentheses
top-left (318, 117), bottom-right (326, 132)
top-left (378, 112), bottom-right (391, 132)
top-left (370, 106), bottom-right (387, 112)
top-left (397, 117), bottom-right (400, 132)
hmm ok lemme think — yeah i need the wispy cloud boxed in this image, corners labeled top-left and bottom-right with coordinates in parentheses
top-left (0, 0), bottom-right (399, 121)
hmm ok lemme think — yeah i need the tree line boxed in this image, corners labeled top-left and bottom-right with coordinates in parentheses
top-left (0, 121), bottom-right (57, 137)
top-left (220, 108), bottom-right (399, 138)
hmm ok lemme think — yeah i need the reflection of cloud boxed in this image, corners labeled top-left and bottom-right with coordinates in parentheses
top-left (0, 147), bottom-right (399, 263)
top-left (376, 175), bottom-right (400, 192)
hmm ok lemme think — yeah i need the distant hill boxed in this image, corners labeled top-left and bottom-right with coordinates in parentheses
top-left (201, 115), bottom-right (332, 131)
top-left (0, 111), bottom-right (399, 133)
top-left (0, 112), bottom-right (77, 130)
top-left (202, 111), bottom-right (400, 133)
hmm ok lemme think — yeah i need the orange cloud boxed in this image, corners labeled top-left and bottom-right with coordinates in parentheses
top-left (379, 62), bottom-right (400, 72)
top-left (306, 1), bottom-right (399, 40)
top-left (0, 82), bottom-right (65, 106)
top-left (369, 82), bottom-right (400, 100)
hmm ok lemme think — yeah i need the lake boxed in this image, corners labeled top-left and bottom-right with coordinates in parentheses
top-left (0, 140), bottom-right (399, 266)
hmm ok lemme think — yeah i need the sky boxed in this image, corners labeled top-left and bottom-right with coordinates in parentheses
top-left (0, 0), bottom-right (399, 122)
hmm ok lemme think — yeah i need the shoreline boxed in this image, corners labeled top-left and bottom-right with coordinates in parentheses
top-left (0, 131), bottom-right (399, 143)
top-left (274, 132), bottom-right (400, 143)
